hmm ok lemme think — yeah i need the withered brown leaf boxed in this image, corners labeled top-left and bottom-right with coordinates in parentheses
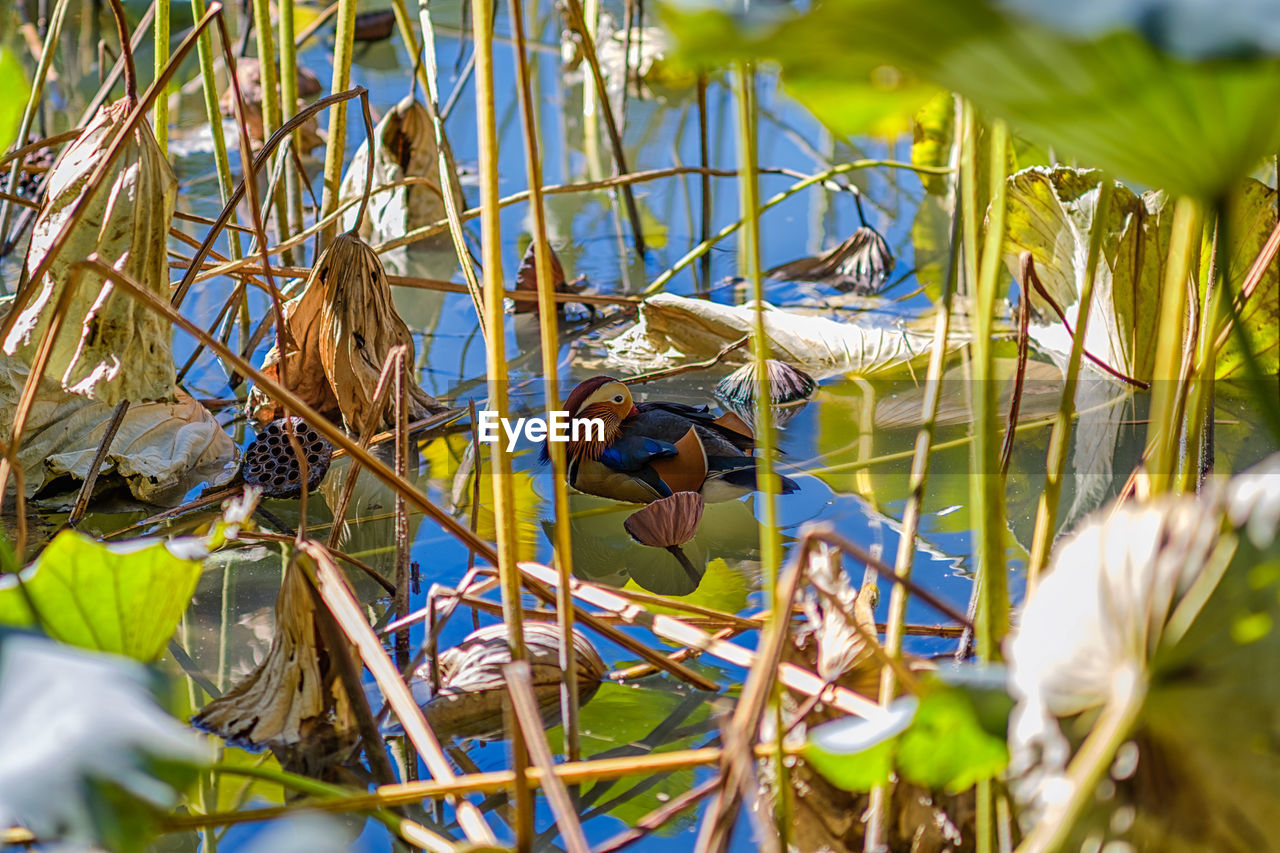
top-left (252, 231), bottom-right (444, 433)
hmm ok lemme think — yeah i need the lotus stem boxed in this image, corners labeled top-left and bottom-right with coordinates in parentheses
top-left (188, 0), bottom-right (241, 262)
top-left (471, 0), bottom-right (533, 841)
top-left (154, 0), bottom-right (169, 152)
top-left (1026, 176), bottom-right (1115, 592)
top-left (278, 0), bottom-right (303, 259)
top-left (865, 93), bottom-right (965, 852)
top-left (731, 59), bottom-right (791, 846)
top-left (507, 0), bottom-right (581, 763)
top-left (1145, 197), bottom-right (1203, 493)
top-left (0, 0), bottom-right (70, 251)
top-left (318, 0), bottom-right (357, 245)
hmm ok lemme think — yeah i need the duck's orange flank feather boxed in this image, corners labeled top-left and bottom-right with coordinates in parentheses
top-left (650, 426), bottom-right (708, 495)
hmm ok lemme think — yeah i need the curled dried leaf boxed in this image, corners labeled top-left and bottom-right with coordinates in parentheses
top-left (413, 622), bottom-right (606, 741)
top-left (512, 240), bottom-right (584, 315)
top-left (768, 226), bottom-right (895, 294)
top-left (249, 231), bottom-right (445, 433)
top-left (624, 491), bottom-right (705, 548)
top-left (5, 99), bottom-right (178, 406)
top-left (193, 559), bottom-right (358, 757)
top-left (339, 95), bottom-right (463, 249)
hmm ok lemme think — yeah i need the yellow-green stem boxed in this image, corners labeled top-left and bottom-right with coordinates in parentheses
top-left (1027, 177), bottom-right (1115, 592)
top-left (507, 0), bottom-right (580, 762)
top-left (733, 60), bottom-right (788, 844)
top-left (190, 0), bottom-right (241, 263)
top-left (1145, 197), bottom-right (1203, 493)
top-left (251, 0), bottom-right (290, 253)
top-left (278, 0), bottom-right (303, 257)
top-left (970, 115), bottom-right (1010, 663)
top-left (866, 93), bottom-right (965, 853)
top-left (472, 0), bottom-right (533, 843)
top-left (967, 111), bottom-right (1010, 853)
top-left (154, 0), bottom-right (169, 152)
top-left (318, 0), bottom-right (357, 245)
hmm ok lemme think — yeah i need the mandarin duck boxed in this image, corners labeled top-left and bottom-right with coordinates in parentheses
top-left (544, 376), bottom-right (799, 504)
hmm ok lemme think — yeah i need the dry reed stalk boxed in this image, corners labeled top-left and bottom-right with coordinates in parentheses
top-left (303, 541), bottom-right (497, 845)
top-left (561, 0), bottom-right (646, 257)
top-left (165, 744), bottom-right (784, 830)
top-left (470, 0), bottom-right (534, 839)
top-left (519, 561), bottom-right (885, 717)
top-left (516, 566), bottom-right (719, 692)
top-left (695, 530), bottom-right (807, 852)
top-left (507, 0), bottom-right (582, 762)
top-left (504, 661), bottom-right (591, 853)
top-left (412, 0), bottom-right (486, 337)
top-left (168, 86), bottom-right (372, 310)
top-left (864, 99), bottom-right (963, 850)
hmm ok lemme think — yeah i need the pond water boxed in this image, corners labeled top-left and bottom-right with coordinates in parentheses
top-left (23, 0), bottom-right (1280, 849)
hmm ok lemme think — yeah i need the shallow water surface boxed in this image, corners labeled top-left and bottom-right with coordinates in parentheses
top-left (33, 1), bottom-right (1280, 848)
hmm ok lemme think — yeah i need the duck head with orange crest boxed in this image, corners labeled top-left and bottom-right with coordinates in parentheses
top-left (563, 376), bottom-right (638, 461)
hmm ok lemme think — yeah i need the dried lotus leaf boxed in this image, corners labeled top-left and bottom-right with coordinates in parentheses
top-left (247, 276), bottom-right (342, 425)
top-left (414, 623), bottom-right (605, 741)
top-left (5, 99), bottom-right (178, 406)
top-left (316, 231), bottom-right (444, 433)
top-left (193, 558), bottom-right (358, 757)
top-left (624, 491), bottom-right (704, 548)
top-left (338, 95), bottom-right (463, 249)
top-left (512, 240), bottom-right (581, 315)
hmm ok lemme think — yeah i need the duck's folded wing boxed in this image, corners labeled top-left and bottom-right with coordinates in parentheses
top-left (599, 434), bottom-right (678, 471)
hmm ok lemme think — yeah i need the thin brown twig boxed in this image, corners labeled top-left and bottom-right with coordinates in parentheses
top-left (66, 400), bottom-right (129, 527)
top-left (1025, 262), bottom-right (1150, 389)
top-left (1001, 253), bottom-right (1034, 474)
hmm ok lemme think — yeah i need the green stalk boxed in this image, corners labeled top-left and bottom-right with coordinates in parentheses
top-left (190, 0), bottom-right (241, 262)
top-left (642, 160), bottom-right (949, 295)
top-left (251, 0), bottom-right (290, 253)
top-left (970, 115), bottom-right (1010, 662)
top-left (1144, 197), bottom-right (1203, 493)
top-left (507, 0), bottom-right (580, 762)
top-left (1026, 177), bottom-right (1115, 592)
top-left (278, 0), bottom-right (303, 257)
top-left (318, 0), bottom-right (357, 245)
top-left (865, 94), bottom-right (964, 852)
top-left (472, 0), bottom-right (532, 843)
top-left (411, 0), bottom-right (488, 339)
top-left (733, 61), bottom-right (788, 844)
top-left (154, 0), bottom-right (169, 152)
top-left (0, 0), bottom-right (71, 248)
top-left (967, 111), bottom-right (1010, 853)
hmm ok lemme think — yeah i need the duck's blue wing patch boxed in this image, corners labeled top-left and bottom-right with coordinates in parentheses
top-left (599, 434), bottom-right (678, 472)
